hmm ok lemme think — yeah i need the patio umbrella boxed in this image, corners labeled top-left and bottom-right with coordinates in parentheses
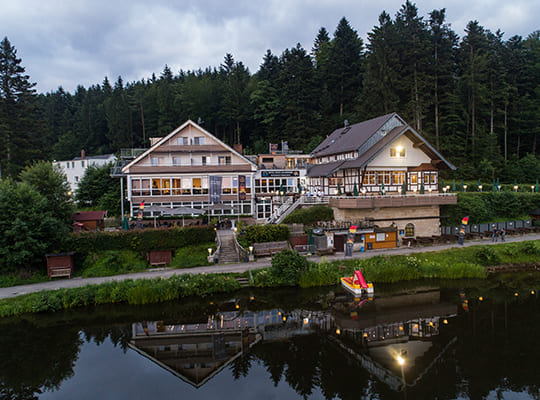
top-left (536, 179), bottom-right (539, 192)
top-left (337, 182), bottom-right (342, 195)
top-left (401, 181), bottom-right (406, 195)
top-left (353, 182), bottom-right (359, 196)
top-left (297, 181), bottom-right (302, 194)
top-left (380, 182), bottom-right (385, 196)
top-left (492, 179), bottom-right (497, 192)
top-left (161, 206), bottom-right (202, 226)
top-left (420, 181), bottom-right (425, 194)
top-left (122, 216), bottom-right (129, 230)
top-left (460, 179), bottom-right (465, 192)
top-left (452, 180), bottom-right (456, 192)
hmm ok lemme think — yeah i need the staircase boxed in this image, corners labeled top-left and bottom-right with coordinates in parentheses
top-left (215, 230), bottom-right (239, 263)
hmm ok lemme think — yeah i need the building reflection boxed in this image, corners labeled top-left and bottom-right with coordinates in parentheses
top-left (129, 288), bottom-right (457, 391)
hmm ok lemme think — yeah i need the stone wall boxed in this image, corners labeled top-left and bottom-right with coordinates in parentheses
top-left (332, 205), bottom-right (440, 239)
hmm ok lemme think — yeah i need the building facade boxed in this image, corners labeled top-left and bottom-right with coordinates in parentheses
top-left (121, 120), bottom-right (257, 217)
top-left (53, 151), bottom-right (116, 192)
top-left (307, 113), bottom-right (457, 242)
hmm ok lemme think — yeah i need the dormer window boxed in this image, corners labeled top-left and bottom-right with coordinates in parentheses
top-left (390, 146), bottom-right (405, 157)
top-left (193, 136), bottom-right (204, 145)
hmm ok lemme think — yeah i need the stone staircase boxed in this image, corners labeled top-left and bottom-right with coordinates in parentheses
top-left (216, 230), bottom-right (239, 263)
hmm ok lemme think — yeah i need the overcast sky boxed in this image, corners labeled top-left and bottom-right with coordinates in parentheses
top-left (2, 0), bottom-right (539, 94)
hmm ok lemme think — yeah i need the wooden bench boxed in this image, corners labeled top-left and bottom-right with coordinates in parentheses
top-left (46, 253), bottom-right (75, 279)
top-left (253, 241), bottom-right (289, 257)
top-left (147, 250), bottom-right (172, 266)
top-left (317, 247), bottom-right (335, 256)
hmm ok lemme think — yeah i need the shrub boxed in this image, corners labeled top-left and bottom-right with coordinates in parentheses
top-left (474, 246), bottom-right (502, 266)
top-left (81, 250), bottom-right (148, 277)
top-left (270, 249), bottom-right (310, 286)
top-left (244, 224), bottom-right (289, 244)
top-left (169, 243), bottom-right (215, 269)
top-left (298, 260), bottom-right (342, 288)
top-left (283, 205), bottom-right (334, 224)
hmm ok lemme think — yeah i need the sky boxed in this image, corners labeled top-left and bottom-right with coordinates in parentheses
top-left (2, 0), bottom-right (539, 94)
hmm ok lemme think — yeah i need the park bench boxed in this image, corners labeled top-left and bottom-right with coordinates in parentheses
top-left (317, 247), bottom-right (335, 256)
top-left (253, 241), bottom-right (289, 257)
top-left (46, 252), bottom-right (75, 279)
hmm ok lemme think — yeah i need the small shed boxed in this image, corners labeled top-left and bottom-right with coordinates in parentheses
top-left (364, 227), bottom-right (398, 250)
top-left (147, 250), bottom-right (172, 266)
top-left (45, 252), bottom-right (75, 279)
top-left (72, 211), bottom-right (107, 231)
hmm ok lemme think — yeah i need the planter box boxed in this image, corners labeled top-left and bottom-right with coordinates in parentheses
top-left (45, 252), bottom-right (75, 279)
top-left (147, 250), bottom-right (172, 266)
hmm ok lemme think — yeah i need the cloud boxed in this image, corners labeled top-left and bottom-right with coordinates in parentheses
top-left (2, 0), bottom-right (539, 93)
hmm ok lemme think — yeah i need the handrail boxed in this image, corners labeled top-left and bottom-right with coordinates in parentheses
top-left (232, 233), bottom-right (248, 263)
top-left (213, 230), bottom-right (222, 263)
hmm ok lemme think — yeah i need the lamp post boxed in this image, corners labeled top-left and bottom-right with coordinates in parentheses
top-left (514, 184), bottom-right (519, 192)
top-left (532, 185), bottom-right (535, 193)
top-left (478, 184), bottom-right (483, 192)
top-left (463, 184), bottom-right (468, 192)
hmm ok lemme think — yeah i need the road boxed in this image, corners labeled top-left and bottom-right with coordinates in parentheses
top-left (1, 232), bottom-right (539, 300)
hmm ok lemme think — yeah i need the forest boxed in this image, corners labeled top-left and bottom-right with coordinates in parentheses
top-left (0, 1), bottom-right (539, 181)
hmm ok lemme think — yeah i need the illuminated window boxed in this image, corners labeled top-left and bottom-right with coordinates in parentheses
top-left (363, 171), bottom-right (376, 185)
top-left (172, 179), bottom-right (181, 195)
top-left (218, 156), bottom-right (231, 165)
top-left (411, 174), bottom-right (418, 184)
top-left (405, 223), bottom-right (415, 237)
top-left (377, 171), bottom-right (391, 185)
top-left (390, 146), bottom-right (405, 157)
top-left (193, 178), bottom-right (202, 194)
top-left (392, 171), bottom-right (405, 185)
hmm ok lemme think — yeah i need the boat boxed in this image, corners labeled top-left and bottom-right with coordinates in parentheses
top-left (341, 270), bottom-right (374, 296)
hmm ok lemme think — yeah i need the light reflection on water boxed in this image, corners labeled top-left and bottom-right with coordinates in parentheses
top-left (2, 278), bottom-right (540, 400)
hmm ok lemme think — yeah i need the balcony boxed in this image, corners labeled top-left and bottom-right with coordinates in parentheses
top-left (329, 193), bottom-right (457, 209)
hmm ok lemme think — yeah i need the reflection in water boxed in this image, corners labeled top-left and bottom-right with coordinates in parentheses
top-left (0, 279), bottom-right (539, 399)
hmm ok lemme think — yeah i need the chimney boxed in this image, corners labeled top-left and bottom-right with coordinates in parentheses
top-left (81, 149), bottom-right (85, 159)
top-left (233, 144), bottom-right (243, 154)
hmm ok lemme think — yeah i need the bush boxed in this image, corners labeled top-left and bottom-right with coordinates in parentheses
top-left (81, 250), bottom-right (148, 277)
top-left (298, 260), bottom-right (342, 288)
top-left (169, 243), bottom-right (215, 269)
top-left (244, 224), bottom-right (289, 244)
top-left (270, 249), bottom-right (310, 286)
top-left (474, 246), bottom-right (502, 266)
top-left (283, 205), bottom-right (334, 224)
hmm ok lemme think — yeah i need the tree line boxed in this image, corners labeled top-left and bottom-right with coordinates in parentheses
top-left (1, 1), bottom-right (539, 180)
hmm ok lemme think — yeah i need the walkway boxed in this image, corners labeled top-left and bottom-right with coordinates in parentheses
top-left (1, 232), bottom-right (539, 300)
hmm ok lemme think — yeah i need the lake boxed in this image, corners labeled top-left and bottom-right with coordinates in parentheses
top-left (1, 275), bottom-right (539, 399)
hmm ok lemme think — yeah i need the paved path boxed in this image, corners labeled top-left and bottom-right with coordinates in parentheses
top-left (1, 233), bottom-right (539, 300)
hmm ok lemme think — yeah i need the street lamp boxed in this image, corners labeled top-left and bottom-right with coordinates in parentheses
top-left (478, 184), bottom-right (483, 192)
top-left (532, 185), bottom-right (535, 193)
top-left (463, 184), bottom-right (468, 191)
top-left (248, 246), bottom-right (253, 254)
top-left (514, 184), bottom-right (519, 192)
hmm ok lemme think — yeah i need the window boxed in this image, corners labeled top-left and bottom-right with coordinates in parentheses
top-left (202, 156), bottom-right (207, 166)
top-left (151, 157), bottom-right (159, 166)
top-left (222, 177), bottom-right (232, 194)
top-left (392, 171), bottom-right (405, 185)
top-left (71, 162), bottom-right (75, 168)
top-left (66, 162), bottom-right (69, 169)
top-left (377, 171), bottom-right (391, 185)
top-left (177, 137), bottom-right (188, 145)
top-left (193, 136), bottom-right (204, 145)
top-left (262, 157), bottom-right (273, 163)
top-left (363, 171), bottom-right (376, 185)
top-left (81, 161), bottom-right (85, 167)
top-left (218, 156), bottom-right (231, 165)
top-left (172, 157), bottom-right (181, 166)
top-left (141, 179), bottom-right (151, 195)
top-left (390, 147), bottom-right (406, 157)
top-left (193, 178), bottom-right (202, 194)
top-left (172, 179), bottom-right (181, 195)
top-left (405, 223), bottom-right (415, 237)
top-left (411, 174), bottom-right (418, 184)
top-left (75, 176), bottom-right (79, 182)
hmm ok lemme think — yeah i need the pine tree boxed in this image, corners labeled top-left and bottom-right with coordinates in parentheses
top-left (0, 37), bottom-right (40, 177)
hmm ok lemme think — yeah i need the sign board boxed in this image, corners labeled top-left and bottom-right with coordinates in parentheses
top-left (209, 176), bottom-right (222, 203)
top-left (238, 175), bottom-right (246, 201)
top-left (261, 170), bottom-right (299, 177)
top-left (269, 143), bottom-right (278, 154)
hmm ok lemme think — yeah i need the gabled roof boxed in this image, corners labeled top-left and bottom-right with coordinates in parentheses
top-left (341, 125), bottom-right (455, 171)
top-left (122, 120), bottom-right (257, 173)
top-left (311, 113), bottom-right (396, 157)
top-left (72, 211), bottom-right (107, 221)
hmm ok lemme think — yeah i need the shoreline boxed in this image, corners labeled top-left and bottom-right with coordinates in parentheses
top-left (1, 232), bottom-right (539, 301)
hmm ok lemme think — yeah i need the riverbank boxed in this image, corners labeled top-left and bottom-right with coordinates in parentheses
top-left (1, 232), bottom-right (539, 302)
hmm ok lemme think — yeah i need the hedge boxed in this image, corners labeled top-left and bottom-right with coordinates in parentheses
top-left (67, 226), bottom-right (215, 265)
top-left (441, 192), bottom-right (540, 226)
top-left (244, 224), bottom-right (289, 244)
top-left (282, 205), bottom-right (334, 224)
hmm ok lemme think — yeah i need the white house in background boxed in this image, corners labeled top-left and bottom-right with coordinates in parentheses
top-left (53, 151), bottom-right (117, 192)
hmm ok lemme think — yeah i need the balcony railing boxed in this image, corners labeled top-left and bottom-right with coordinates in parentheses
top-left (329, 193), bottom-right (457, 209)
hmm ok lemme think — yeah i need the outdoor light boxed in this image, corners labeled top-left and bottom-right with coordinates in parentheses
top-left (532, 290), bottom-right (536, 295)
top-left (336, 328), bottom-right (341, 335)
top-left (67, 191), bottom-right (71, 196)
top-left (514, 292), bottom-right (519, 297)
top-left (208, 248), bottom-right (212, 255)
top-left (479, 184), bottom-right (483, 192)
top-left (532, 185), bottom-right (535, 193)
top-left (249, 246), bottom-right (253, 254)
top-left (514, 185), bottom-right (518, 192)
top-left (428, 188), bottom-right (432, 193)
top-left (233, 227), bottom-right (237, 232)
top-left (443, 319), bottom-right (448, 324)
top-left (463, 184), bottom-right (468, 190)
top-left (479, 296), bottom-right (483, 301)
top-left (397, 356), bottom-right (405, 366)
top-left (235, 304), bottom-right (240, 309)
top-left (443, 187), bottom-right (447, 193)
